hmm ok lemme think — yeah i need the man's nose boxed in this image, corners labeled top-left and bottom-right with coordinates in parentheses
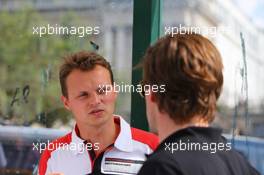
top-left (89, 92), bottom-right (101, 106)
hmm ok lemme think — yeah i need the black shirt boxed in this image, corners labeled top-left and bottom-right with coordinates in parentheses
top-left (138, 127), bottom-right (260, 175)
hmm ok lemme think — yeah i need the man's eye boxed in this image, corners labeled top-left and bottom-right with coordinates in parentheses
top-left (97, 88), bottom-right (106, 95)
top-left (78, 93), bottom-right (88, 98)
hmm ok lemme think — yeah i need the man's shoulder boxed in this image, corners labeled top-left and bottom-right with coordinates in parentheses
top-left (138, 150), bottom-right (183, 175)
top-left (38, 132), bottom-right (72, 175)
top-left (41, 132), bottom-right (72, 156)
top-left (144, 144), bottom-right (260, 175)
top-left (131, 127), bottom-right (159, 150)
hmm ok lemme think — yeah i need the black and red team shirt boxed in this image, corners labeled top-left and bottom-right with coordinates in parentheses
top-left (38, 115), bottom-right (159, 175)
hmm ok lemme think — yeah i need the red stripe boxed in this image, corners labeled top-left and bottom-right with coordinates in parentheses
top-left (38, 133), bottom-right (71, 175)
top-left (131, 127), bottom-right (159, 151)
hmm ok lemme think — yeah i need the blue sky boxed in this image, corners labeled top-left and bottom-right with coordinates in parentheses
top-left (234, 0), bottom-right (264, 29)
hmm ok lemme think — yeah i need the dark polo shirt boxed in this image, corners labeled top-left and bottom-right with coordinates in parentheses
top-left (138, 127), bottom-right (260, 175)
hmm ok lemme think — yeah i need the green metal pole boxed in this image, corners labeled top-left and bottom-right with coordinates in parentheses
top-left (131, 0), bottom-right (162, 131)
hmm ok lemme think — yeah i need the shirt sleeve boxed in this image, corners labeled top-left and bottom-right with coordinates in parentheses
top-left (38, 149), bottom-right (52, 175)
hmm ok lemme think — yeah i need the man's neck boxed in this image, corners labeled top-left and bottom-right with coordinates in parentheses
top-left (157, 114), bottom-right (209, 142)
top-left (77, 117), bottom-right (120, 154)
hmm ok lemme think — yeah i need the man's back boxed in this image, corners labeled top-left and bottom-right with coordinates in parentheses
top-left (138, 127), bottom-right (260, 175)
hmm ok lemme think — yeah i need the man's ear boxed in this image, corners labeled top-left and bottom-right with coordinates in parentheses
top-left (61, 95), bottom-right (71, 111)
top-left (146, 91), bottom-right (156, 103)
top-left (150, 91), bottom-right (156, 102)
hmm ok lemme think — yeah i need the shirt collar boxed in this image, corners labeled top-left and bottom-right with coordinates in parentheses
top-left (71, 125), bottom-right (86, 155)
top-left (113, 115), bottom-right (133, 152)
top-left (71, 115), bottom-right (133, 155)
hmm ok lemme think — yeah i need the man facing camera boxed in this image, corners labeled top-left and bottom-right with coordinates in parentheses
top-left (38, 51), bottom-right (158, 175)
top-left (138, 33), bottom-right (260, 175)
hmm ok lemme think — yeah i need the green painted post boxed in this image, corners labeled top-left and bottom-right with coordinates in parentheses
top-left (131, 0), bottom-right (162, 130)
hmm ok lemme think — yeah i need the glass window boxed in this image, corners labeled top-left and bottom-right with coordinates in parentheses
top-left (0, 0), bottom-right (133, 174)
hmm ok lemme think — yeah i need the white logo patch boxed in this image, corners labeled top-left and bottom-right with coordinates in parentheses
top-left (102, 157), bottom-right (144, 174)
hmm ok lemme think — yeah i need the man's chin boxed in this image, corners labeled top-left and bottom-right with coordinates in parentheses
top-left (88, 114), bottom-right (112, 125)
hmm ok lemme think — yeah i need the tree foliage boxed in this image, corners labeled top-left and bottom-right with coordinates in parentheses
top-left (0, 9), bottom-right (93, 127)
